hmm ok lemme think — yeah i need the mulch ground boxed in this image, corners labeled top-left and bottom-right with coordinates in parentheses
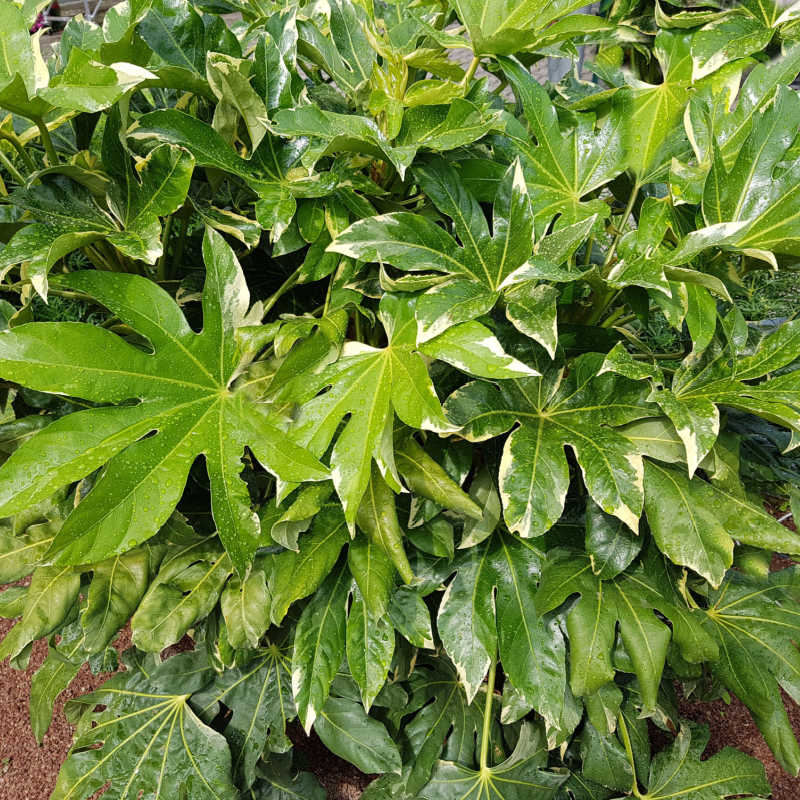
top-left (1, 506), bottom-right (799, 799)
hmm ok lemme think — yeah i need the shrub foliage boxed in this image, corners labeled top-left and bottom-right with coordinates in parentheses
top-left (0, 0), bottom-right (799, 796)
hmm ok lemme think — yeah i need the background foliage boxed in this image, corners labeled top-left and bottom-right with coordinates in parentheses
top-left (0, 0), bottom-right (799, 796)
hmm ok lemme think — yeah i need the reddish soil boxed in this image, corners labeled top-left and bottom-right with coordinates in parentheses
top-left (675, 688), bottom-right (800, 798)
top-left (0, 612), bottom-right (131, 800)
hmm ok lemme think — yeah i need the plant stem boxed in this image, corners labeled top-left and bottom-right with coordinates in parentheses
top-left (606, 312), bottom-right (637, 328)
top-left (617, 711), bottom-right (641, 797)
top-left (261, 269), bottom-right (301, 319)
top-left (34, 119), bottom-right (59, 165)
top-left (462, 56), bottom-right (480, 90)
top-left (0, 132), bottom-right (36, 172)
top-left (602, 182), bottom-right (640, 276)
top-left (157, 214), bottom-right (173, 282)
top-left (0, 148), bottom-right (25, 186)
top-left (171, 204), bottom-right (191, 275)
top-left (322, 272), bottom-right (335, 317)
top-left (83, 243), bottom-right (113, 271)
top-left (600, 304), bottom-right (627, 328)
top-left (583, 235), bottom-right (594, 267)
top-left (479, 658), bottom-right (497, 772)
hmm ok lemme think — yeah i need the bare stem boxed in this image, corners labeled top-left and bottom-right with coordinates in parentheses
top-left (261, 269), bottom-right (301, 319)
top-left (0, 132), bottom-right (35, 172)
top-left (463, 56), bottom-right (480, 90)
top-left (157, 214), bottom-right (173, 282)
top-left (34, 118), bottom-right (59, 165)
top-left (0, 148), bottom-right (25, 186)
top-left (602, 183), bottom-right (640, 276)
top-left (479, 658), bottom-right (497, 771)
top-left (617, 711), bottom-right (641, 797)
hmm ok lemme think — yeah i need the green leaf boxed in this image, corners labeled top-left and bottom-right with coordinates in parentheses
top-left (357, 463), bottom-right (415, 584)
top-left (52, 666), bottom-right (238, 800)
top-left (703, 570), bottom-right (800, 774)
top-left (272, 105), bottom-right (414, 178)
top-left (536, 549), bottom-right (716, 710)
top-left (699, 85), bottom-right (800, 257)
top-left (445, 353), bottom-right (654, 538)
top-left (332, 159), bottom-right (556, 341)
top-left (252, 9), bottom-right (298, 110)
top-left (38, 49), bottom-right (155, 113)
top-left (130, 110), bottom-right (326, 240)
top-left (501, 57), bottom-right (625, 232)
top-left (131, 537), bottom-right (233, 652)
top-left (579, 720), bottom-right (632, 792)
top-left (346, 587), bottom-right (395, 711)
top-left (691, 13), bottom-right (772, 79)
top-left (652, 324), bottom-right (800, 472)
top-left (438, 530), bottom-right (567, 727)
top-left (263, 504), bottom-right (349, 625)
top-left (194, 645), bottom-right (295, 788)
top-left (315, 696), bottom-right (402, 774)
top-left (0, 507), bottom-right (61, 584)
top-left (206, 53), bottom-right (269, 151)
top-left (644, 461), bottom-right (800, 586)
top-left (422, 720), bottom-right (566, 799)
top-left (220, 568), bottom-right (270, 651)
top-left (585, 499), bottom-right (642, 580)
top-left (401, 659), bottom-right (485, 793)
top-left (395, 99), bottom-right (504, 157)
top-left (296, 0), bottom-right (374, 97)
top-left (348, 533), bottom-right (395, 618)
top-left (0, 564), bottom-right (80, 661)
top-left (395, 436), bottom-right (482, 521)
top-left (285, 293), bottom-right (453, 524)
top-left (291, 559), bottom-right (350, 732)
top-left (0, 229), bottom-right (326, 574)
top-left (640, 723), bottom-right (769, 799)
top-left (617, 32), bottom-right (694, 181)
top-left (251, 758), bottom-right (325, 800)
top-left (138, 3), bottom-right (207, 76)
top-left (388, 585), bottom-right (434, 649)
top-left (30, 622), bottom-right (85, 742)
top-left (452, 0), bottom-right (588, 54)
top-left (421, 321), bottom-right (539, 379)
top-left (503, 283), bottom-right (559, 359)
top-left (82, 544), bottom-right (164, 653)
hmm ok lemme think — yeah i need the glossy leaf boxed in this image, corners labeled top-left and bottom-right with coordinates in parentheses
top-left (0, 229), bottom-right (326, 574)
top-left (52, 666), bottom-right (238, 800)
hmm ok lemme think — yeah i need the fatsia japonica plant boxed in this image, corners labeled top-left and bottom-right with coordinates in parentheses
top-left (0, 0), bottom-right (800, 796)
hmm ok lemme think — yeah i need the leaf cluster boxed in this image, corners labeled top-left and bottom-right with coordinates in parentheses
top-left (0, 0), bottom-right (799, 797)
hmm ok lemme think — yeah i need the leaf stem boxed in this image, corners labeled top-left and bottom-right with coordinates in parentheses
top-left (583, 235), bottom-right (595, 267)
top-left (34, 119), bottom-right (59, 165)
top-left (605, 312), bottom-right (637, 328)
top-left (617, 710), bottom-right (642, 797)
top-left (261, 268), bottom-right (301, 319)
top-left (157, 214), bottom-right (173, 282)
top-left (0, 148), bottom-right (25, 186)
top-left (479, 657), bottom-right (497, 772)
top-left (600, 306), bottom-right (627, 328)
top-left (171, 204), bottom-right (192, 275)
top-left (0, 132), bottom-right (36, 172)
top-left (322, 271), bottom-right (335, 317)
top-left (82, 243), bottom-right (113, 271)
top-left (462, 56), bottom-right (480, 90)
top-left (602, 182), bottom-right (640, 276)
